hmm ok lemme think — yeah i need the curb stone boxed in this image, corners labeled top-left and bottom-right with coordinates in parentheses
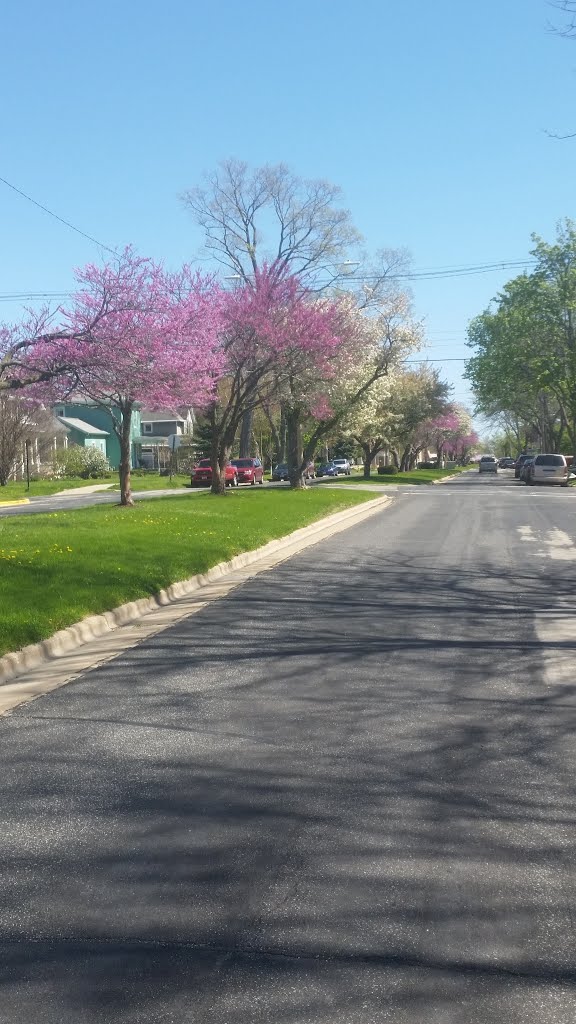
top-left (0, 494), bottom-right (393, 695)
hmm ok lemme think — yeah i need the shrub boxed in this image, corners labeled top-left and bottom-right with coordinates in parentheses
top-left (53, 444), bottom-right (110, 479)
top-left (377, 465), bottom-right (397, 475)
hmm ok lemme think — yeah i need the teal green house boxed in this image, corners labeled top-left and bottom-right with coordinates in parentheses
top-left (53, 402), bottom-right (142, 469)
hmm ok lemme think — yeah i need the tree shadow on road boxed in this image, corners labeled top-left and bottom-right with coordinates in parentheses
top-left (1, 545), bottom-right (576, 1020)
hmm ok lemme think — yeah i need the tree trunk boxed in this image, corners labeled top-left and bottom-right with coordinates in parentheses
top-left (118, 402), bottom-right (134, 507)
top-left (239, 409), bottom-right (253, 458)
top-left (279, 406), bottom-right (287, 463)
top-left (286, 408), bottom-right (305, 489)
top-left (358, 441), bottom-right (373, 479)
top-left (400, 445), bottom-right (411, 472)
top-left (210, 437), bottom-right (228, 495)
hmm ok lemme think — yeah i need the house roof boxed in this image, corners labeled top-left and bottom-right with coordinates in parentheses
top-left (139, 409), bottom-right (186, 423)
top-left (56, 416), bottom-right (110, 437)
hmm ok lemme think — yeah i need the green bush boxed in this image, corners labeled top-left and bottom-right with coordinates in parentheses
top-left (377, 465), bottom-right (397, 475)
top-left (54, 445), bottom-right (110, 479)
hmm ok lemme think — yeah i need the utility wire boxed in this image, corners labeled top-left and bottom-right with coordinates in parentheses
top-left (0, 258), bottom-right (536, 302)
top-left (0, 175), bottom-right (117, 255)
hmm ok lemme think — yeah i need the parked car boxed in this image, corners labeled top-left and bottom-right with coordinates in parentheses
top-left (331, 458), bottom-right (352, 475)
top-left (525, 453), bottom-right (569, 486)
top-left (478, 455), bottom-right (498, 473)
top-left (498, 457), bottom-right (515, 469)
top-left (191, 459), bottom-right (238, 487)
top-left (519, 457), bottom-right (536, 482)
top-left (514, 453), bottom-right (535, 479)
top-left (316, 462), bottom-right (339, 477)
top-left (230, 457), bottom-right (264, 485)
top-left (271, 463), bottom-right (289, 481)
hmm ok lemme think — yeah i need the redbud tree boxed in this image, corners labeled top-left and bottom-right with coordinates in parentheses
top-left (52, 248), bottom-right (226, 505)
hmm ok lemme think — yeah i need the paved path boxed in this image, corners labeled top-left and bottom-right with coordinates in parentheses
top-left (1, 471), bottom-right (576, 1021)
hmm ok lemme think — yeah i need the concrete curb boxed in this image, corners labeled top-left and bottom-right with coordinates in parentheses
top-left (0, 494), bottom-right (393, 688)
top-left (432, 471), bottom-right (471, 484)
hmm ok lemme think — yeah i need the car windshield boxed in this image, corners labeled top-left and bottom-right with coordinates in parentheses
top-left (535, 454), bottom-right (565, 466)
top-left (481, 456), bottom-right (496, 462)
top-left (232, 460), bottom-right (254, 467)
top-left (197, 460), bottom-right (211, 467)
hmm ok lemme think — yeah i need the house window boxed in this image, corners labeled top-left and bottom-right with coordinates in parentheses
top-left (143, 423), bottom-right (153, 433)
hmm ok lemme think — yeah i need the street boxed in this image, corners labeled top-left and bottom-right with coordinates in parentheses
top-left (1, 470), bottom-right (576, 1022)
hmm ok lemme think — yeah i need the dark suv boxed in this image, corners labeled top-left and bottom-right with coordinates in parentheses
top-left (514, 454), bottom-right (535, 479)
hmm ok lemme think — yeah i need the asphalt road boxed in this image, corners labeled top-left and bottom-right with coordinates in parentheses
top-left (1, 470), bottom-right (576, 1022)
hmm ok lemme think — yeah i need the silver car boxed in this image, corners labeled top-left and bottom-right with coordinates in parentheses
top-left (478, 455), bottom-right (498, 473)
top-left (526, 453), bottom-right (569, 486)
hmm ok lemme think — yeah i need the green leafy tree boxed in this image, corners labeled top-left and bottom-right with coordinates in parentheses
top-left (466, 220), bottom-right (576, 456)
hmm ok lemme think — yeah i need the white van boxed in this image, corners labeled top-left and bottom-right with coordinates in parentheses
top-left (526, 454), bottom-right (569, 486)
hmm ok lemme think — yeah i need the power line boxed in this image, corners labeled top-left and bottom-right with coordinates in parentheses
top-left (0, 259), bottom-right (537, 305)
top-left (0, 175), bottom-right (117, 255)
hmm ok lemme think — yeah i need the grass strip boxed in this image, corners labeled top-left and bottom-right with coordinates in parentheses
top-left (0, 474), bottom-right (194, 500)
top-left (314, 467), bottom-right (469, 485)
top-left (0, 488), bottom-right (376, 657)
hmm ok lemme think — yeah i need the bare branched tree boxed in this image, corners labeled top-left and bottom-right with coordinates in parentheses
top-left (182, 159), bottom-right (362, 288)
top-left (548, 0), bottom-right (576, 36)
top-left (0, 395), bottom-right (39, 485)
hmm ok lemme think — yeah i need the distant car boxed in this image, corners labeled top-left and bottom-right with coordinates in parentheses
top-left (478, 455), bottom-right (498, 473)
top-left (230, 458), bottom-right (264, 485)
top-left (331, 458), bottom-right (352, 475)
top-left (191, 459), bottom-right (238, 487)
top-left (271, 463), bottom-right (289, 482)
top-left (514, 454), bottom-right (535, 479)
top-left (519, 457), bottom-right (536, 482)
top-left (525, 453), bottom-right (569, 486)
top-left (498, 457), bottom-right (515, 469)
top-left (316, 462), bottom-right (339, 477)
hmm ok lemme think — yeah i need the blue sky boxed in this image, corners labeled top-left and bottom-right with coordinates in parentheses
top-left (2, 0), bottom-right (575, 420)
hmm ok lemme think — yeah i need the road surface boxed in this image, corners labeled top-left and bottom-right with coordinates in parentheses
top-left (1, 470), bottom-right (576, 1022)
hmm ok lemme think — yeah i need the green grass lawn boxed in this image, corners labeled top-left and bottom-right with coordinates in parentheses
top-left (0, 478), bottom-right (117, 501)
top-left (0, 487), bottom-right (376, 658)
top-left (0, 474), bottom-right (194, 502)
top-left (110, 473), bottom-right (191, 491)
top-left (315, 467), bottom-right (469, 485)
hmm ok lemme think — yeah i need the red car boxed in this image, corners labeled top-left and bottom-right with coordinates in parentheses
top-left (230, 458), bottom-right (264, 485)
top-left (191, 459), bottom-right (238, 487)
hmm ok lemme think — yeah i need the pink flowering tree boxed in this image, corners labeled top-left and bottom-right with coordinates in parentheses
top-left (203, 264), bottom-right (342, 494)
top-left (424, 407), bottom-right (477, 466)
top-left (50, 249), bottom-right (225, 506)
top-left (274, 293), bottom-right (417, 487)
top-left (0, 308), bottom-right (96, 393)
